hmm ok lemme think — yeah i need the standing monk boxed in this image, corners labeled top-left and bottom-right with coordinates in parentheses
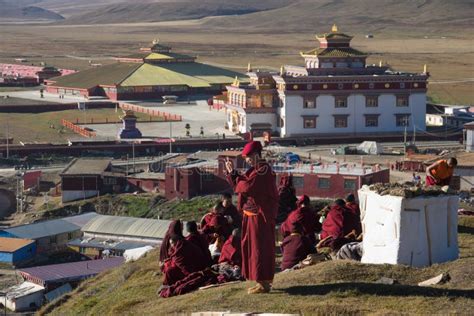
top-left (226, 141), bottom-right (278, 294)
top-left (426, 158), bottom-right (457, 186)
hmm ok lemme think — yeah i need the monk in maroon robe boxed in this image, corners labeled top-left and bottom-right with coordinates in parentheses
top-left (344, 194), bottom-right (362, 236)
top-left (219, 228), bottom-right (242, 267)
top-left (185, 221), bottom-right (212, 265)
top-left (281, 195), bottom-right (320, 245)
top-left (319, 199), bottom-right (346, 250)
top-left (281, 222), bottom-right (314, 271)
top-left (226, 141), bottom-right (278, 294)
top-left (162, 235), bottom-right (209, 285)
top-left (221, 192), bottom-right (242, 228)
top-left (201, 203), bottom-right (232, 242)
top-left (159, 220), bottom-right (183, 263)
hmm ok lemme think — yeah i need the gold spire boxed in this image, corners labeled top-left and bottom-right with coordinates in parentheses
top-left (379, 60), bottom-right (383, 67)
top-left (247, 62), bottom-right (252, 72)
top-left (280, 65), bottom-right (285, 76)
top-left (232, 76), bottom-right (240, 87)
top-left (152, 38), bottom-right (159, 45)
top-left (423, 64), bottom-right (428, 73)
top-left (332, 24), bottom-right (338, 32)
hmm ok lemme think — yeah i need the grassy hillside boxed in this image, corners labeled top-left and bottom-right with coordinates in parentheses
top-left (41, 216), bottom-right (474, 315)
top-left (0, 0), bottom-right (64, 22)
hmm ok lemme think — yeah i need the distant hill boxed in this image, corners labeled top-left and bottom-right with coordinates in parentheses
top-left (202, 0), bottom-right (474, 34)
top-left (58, 0), bottom-right (292, 24)
top-left (0, 0), bottom-right (64, 22)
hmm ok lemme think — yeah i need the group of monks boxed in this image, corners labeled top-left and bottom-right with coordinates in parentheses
top-left (159, 141), bottom-right (463, 296)
top-left (159, 193), bottom-right (244, 289)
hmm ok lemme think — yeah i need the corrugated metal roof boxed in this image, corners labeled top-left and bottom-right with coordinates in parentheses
top-left (68, 238), bottom-right (156, 251)
top-left (0, 237), bottom-right (34, 252)
top-left (2, 282), bottom-right (44, 300)
top-left (19, 257), bottom-right (124, 285)
top-left (0, 213), bottom-right (95, 240)
top-left (62, 212), bottom-right (98, 227)
top-left (81, 215), bottom-right (173, 239)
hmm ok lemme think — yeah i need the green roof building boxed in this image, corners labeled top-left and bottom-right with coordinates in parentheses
top-left (45, 39), bottom-right (246, 101)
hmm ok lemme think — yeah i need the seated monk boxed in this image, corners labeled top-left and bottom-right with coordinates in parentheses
top-left (319, 199), bottom-right (347, 251)
top-left (162, 234), bottom-right (209, 286)
top-left (201, 202), bottom-right (232, 242)
top-left (209, 235), bottom-right (225, 264)
top-left (280, 222), bottom-right (315, 271)
top-left (185, 221), bottom-right (212, 265)
top-left (281, 195), bottom-right (320, 245)
top-left (159, 220), bottom-right (184, 263)
top-left (344, 194), bottom-right (362, 236)
top-left (345, 194), bottom-right (360, 217)
top-left (219, 228), bottom-right (242, 267)
top-left (221, 192), bottom-right (242, 228)
top-left (426, 158), bottom-right (457, 186)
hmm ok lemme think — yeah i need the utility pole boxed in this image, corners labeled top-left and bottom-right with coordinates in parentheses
top-left (169, 122), bottom-right (172, 154)
top-left (5, 120), bottom-right (9, 159)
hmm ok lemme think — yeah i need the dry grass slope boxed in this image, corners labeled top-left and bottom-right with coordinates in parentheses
top-left (41, 216), bottom-right (474, 315)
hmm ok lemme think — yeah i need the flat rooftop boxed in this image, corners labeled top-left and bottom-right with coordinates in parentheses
top-left (272, 162), bottom-right (387, 176)
top-left (61, 158), bottom-right (111, 176)
top-left (0, 237), bottom-right (34, 252)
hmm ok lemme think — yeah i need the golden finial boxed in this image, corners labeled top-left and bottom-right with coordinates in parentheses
top-left (152, 38), bottom-right (159, 45)
top-left (423, 64), bottom-right (428, 73)
top-left (379, 60), bottom-right (383, 67)
top-left (280, 65), bottom-right (285, 76)
top-left (247, 62), bottom-right (252, 72)
top-left (232, 76), bottom-right (240, 87)
top-left (332, 24), bottom-right (338, 32)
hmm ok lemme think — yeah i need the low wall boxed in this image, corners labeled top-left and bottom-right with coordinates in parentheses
top-left (0, 102), bottom-right (117, 113)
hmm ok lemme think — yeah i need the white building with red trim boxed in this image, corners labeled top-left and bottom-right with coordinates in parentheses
top-left (223, 25), bottom-right (429, 138)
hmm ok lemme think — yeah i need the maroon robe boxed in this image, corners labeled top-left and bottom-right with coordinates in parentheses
top-left (228, 161), bottom-right (278, 281)
top-left (159, 220), bottom-right (183, 262)
top-left (218, 235), bottom-right (242, 267)
top-left (280, 206), bottom-right (320, 245)
top-left (186, 232), bottom-right (212, 265)
top-left (280, 233), bottom-right (314, 271)
top-left (320, 205), bottom-right (345, 241)
top-left (162, 239), bottom-right (209, 285)
top-left (223, 204), bottom-right (242, 228)
top-left (345, 202), bottom-right (361, 217)
top-left (201, 213), bottom-right (232, 241)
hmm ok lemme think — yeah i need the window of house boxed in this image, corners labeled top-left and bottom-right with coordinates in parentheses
top-left (334, 115), bottom-right (348, 128)
top-left (68, 232), bottom-right (74, 240)
top-left (335, 96), bottom-right (348, 108)
top-left (396, 114), bottom-right (410, 126)
top-left (293, 176), bottom-right (304, 188)
top-left (344, 179), bottom-right (357, 190)
top-left (396, 95), bottom-right (409, 107)
top-left (365, 115), bottom-right (379, 127)
top-left (366, 95), bottom-right (378, 107)
top-left (303, 117), bottom-right (317, 129)
top-left (318, 178), bottom-right (330, 189)
top-left (303, 97), bottom-right (316, 108)
top-left (50, 235), bottom-right (57, 244)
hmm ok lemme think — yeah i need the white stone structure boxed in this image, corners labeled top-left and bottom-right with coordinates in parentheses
top-left (223, 25), bottom-right (429, 138)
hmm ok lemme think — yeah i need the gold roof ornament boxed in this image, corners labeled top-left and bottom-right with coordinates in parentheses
top-left (379, 60), bottom-right (383, 67)
top-left (332, 24), bottom-right (338, 33)
top-left (280, 65), bottom-right (285, 76)
top-left (247, 62), bottom-right (252, 72)
top-left (152, 38), bottom-right (159, 45)
top-left (232, 76), bottom-right (240, 87)
top-left (423, 64), bottom-right (428, 73)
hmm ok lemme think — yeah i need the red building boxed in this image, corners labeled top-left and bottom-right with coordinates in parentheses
top-left (0, 63), bottom-right (74, 86)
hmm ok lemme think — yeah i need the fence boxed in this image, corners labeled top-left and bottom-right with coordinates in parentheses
top-left (119, 103), bottom-right (182, 121)
top-left (61, 119), bottom-right (96, 138)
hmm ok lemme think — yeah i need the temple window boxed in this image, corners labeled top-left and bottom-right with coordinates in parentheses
top-left (396, 95), bottom-right (409, 107)
top-left (334, 115), bottom-right (348, 128)
top-left (395, 114), bottom-right (410, 126)
top-left (366, 95), bottom-right (378, 107)
top-left (335, 96), bottom-right (348, 108)
top-left (303, 116), bottom-right (317, 128)
top-left (303, 97), bottom-right (316, 108)
top-left (365, 114), bottom-right (379, 127)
